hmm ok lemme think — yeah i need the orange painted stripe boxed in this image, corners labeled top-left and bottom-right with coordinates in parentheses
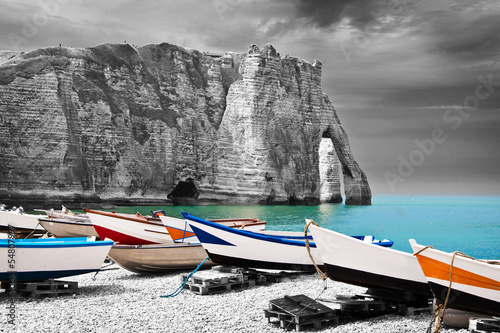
top-left (165, 226), bottom-right (195, 241)
top-left (415, 255), bottom-right (500, 292)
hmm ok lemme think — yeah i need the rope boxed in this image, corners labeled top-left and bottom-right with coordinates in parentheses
top-left (24, 222), bottom-right (43, 239)
top-left (283, 280), bottom-right (328, 331)
top-left (161, 257), bottom-right (210, 298)
top-left (414, 246), bottom-right (492, 333)
top-left (92, 260), bottom-right (118, 279)
top-left (304, 219), bottom-right (327, 281)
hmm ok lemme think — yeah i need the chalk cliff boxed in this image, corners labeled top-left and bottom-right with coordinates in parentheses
top-left (0, 43), bottom-right (371, 207)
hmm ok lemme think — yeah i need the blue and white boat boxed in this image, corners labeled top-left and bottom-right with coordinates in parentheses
top-left (183, 212), bottom-right (393, 272)
top-left (0, 237), bottom-right (113, 281)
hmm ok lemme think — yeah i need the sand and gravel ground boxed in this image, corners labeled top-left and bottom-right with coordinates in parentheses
top-left (0, 263), bottom-right (469, 333)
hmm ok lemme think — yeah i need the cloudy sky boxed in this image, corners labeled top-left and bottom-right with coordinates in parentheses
top-left (1, 0), bottom-right (500, 196)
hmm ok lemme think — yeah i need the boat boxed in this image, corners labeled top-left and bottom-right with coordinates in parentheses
top-left (35, 206), bottom-right (90, 222)
top-left (83, 208), bottom-right (171, 245)
top-left (38, 218), bottom-right (99, 238)
top-left (410, 239), bottom-right (500, 317)
top-left (0, 237), bottom-right (113, 281)
top-left (108, 243), bottom-right (214, 274)
top-left (183, 213), bottom-right (390, 272)
top-left (159, 215), bottom-right (267, 243)
top-left (0, 205), bottom-right (46, 234)
top-left (308, 223), bottom-right (431, 297)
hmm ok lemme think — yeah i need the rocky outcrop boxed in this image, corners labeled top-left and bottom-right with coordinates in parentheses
top-left (0, 43), bottom-right (371, 207)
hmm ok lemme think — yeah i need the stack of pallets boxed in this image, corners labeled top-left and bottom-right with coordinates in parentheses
top-left (182, 266), bottom-right (296, 295)
top-left (182, 269), bottom-right (254, 295)
top-left (265, 290), bottom-right (433, 331)
top-left (264, 294), bottom-right (338, 331)
top-left (2, 279), bottom-right (78, 298)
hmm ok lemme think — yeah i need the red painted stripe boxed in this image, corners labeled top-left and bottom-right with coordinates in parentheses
top-left (93, 225), bottom-right (157, 245)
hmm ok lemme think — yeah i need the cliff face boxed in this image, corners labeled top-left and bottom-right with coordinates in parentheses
top-left (0, 43), bottom-right (371, 207)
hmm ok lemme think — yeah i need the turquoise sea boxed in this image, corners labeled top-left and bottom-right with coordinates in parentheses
top-left (113, 196), bottom-right (499, 260)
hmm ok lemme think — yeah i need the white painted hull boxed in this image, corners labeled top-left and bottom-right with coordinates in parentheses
top-left (309, 225), bottom-right (430, 295)
top-left (160, 215), bottom-right (266, 244)
top-left (0, 210), bottom-right (45, 231)
top-left (86, 212), bottom-right (172, 244)
top-left (0, 238), bottom-right (113, 281)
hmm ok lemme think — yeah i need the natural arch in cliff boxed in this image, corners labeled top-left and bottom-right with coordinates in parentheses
top-left (319, 128), bottom-right (371, 205)
top-left (319, 137), bottom-right (343, 203)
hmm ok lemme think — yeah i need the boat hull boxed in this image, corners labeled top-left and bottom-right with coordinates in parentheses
top-left (39, 218), bottom-right (99, 238)
top-left (309, 225), bottom-right (431, 296)
top-left (410, 239), bottom-right (500, 317)
top-left (108, 243), bottom-right (214, 273)
top-left (184, 213), bottom-right (322, 272)
top-left (0, 238), bottom-right (113, 281)
top-left (86, 211), bottom-right (171, 245)
top-left (160, 215), bottom-right (266, 243)
top-left (0, 210), bottom-right (46, 232)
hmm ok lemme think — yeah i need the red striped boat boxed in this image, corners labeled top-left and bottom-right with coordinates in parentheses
top-left (83, 209), bottom-right (171, 245)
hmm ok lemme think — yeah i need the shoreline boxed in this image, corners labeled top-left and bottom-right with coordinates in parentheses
top-left (1, 263), bottom-right (469, 333)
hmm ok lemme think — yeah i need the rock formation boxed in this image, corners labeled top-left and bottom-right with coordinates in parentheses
top-left (0, 43), bottom-right (371, 207)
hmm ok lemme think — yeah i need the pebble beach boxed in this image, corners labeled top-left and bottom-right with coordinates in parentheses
top-left (1, 262), bottom-right (470, 333)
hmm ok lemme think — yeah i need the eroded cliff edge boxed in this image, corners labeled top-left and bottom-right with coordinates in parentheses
top-left (0, 43), bottom-right (371, 207)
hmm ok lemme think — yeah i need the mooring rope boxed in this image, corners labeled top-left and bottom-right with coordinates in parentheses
top-left (161, 257), bottom-right (210, 298)
top-left (24, 222), bottom-right (42, 239)
top-left (414, 246), bottom-right (486, 333)
top-left (283, 280), bottom-right (328, 331)
top-left (304, 219), bottom-right (327, 281)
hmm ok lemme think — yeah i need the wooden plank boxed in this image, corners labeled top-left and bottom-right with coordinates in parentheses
top-left (469, 317), bottom-right (500, 333)
top-left (5, 279), bottom-right (78, 298)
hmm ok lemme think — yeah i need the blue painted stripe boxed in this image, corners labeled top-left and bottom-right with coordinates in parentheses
top-left (183, 213), bottom-right (316, 248)
top-left (189, 225), bottom-right (235, 246)
top-left (0, 239), bottom-right (113, 248)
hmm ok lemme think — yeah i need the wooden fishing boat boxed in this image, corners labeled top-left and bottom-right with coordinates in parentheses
top-left (39, 218), bottom-right (99, 238)
top-left (0, 237), bottom-right (113, 281)
top-left (0, 205), bottom-right (46, 234)
top-left (183, 213), bottom-right (390, 272)
top-left (308, 223), bottom-right (431, 297)
top-left (410, 239), bottom-right (500, 317)
top-left (159, 215), bottom-right (267, 243)
top-left (108, 243), bottom-right (214, 274)
top-left (83, 208), bottom-right (170, 245)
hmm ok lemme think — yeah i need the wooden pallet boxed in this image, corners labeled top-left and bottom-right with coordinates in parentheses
top-left (211, 265), bottom-right (297, 283)
top-left (265, 294), bottom-right (338, 331)
top-left (182, 269), bottom-right (254, 295)
top-left (2, 280), bottom-right (78, 298)
top-left (321, 295), bottom-right (387, 316)
top-left (470, 317), bottom-right (500, 333)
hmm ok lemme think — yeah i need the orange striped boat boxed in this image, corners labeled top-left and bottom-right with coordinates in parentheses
top-left (410, 239), bottom-right (500, 317)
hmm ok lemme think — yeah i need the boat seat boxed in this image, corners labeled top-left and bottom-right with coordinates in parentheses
top-left (363, 235), bottom-right (374, 243)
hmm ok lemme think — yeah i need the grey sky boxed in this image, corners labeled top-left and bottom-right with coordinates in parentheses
top-left (1, 0), bottom-right (499, 196)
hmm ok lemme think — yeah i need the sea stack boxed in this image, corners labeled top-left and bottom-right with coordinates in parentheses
top-left (0, 43), bottom-right (371, 206)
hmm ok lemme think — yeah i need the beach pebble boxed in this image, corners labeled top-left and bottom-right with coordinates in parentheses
top-left (0, 264), bottom-right (469, 332)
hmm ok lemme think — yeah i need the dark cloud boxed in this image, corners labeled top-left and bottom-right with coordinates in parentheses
top-left (295, 0), bottom-right (353, 28)
top-left (292, 0), bottom-right (416, 30)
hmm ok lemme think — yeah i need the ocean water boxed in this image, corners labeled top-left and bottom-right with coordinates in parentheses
top-left (115, 196), bottom-right (499, 259)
